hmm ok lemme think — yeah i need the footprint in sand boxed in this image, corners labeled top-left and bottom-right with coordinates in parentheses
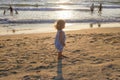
top-left (0, 44), bottom-right (5, 48)
top-left (0, 72), bottom-right (8, 78)
top-left (92, 58), bottom-right (104, 64)
top-left (72, 50), bottom-right (81, 53)
top-left (22, 75), bottom-right (41, 80)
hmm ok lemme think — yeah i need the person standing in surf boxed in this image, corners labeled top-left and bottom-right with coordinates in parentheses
top-left (8, 5), bottom-right (13, 16)
top-left (98, 3), bottom-right (103, 15)
top-left (90, 3), bottom-right (94, 14)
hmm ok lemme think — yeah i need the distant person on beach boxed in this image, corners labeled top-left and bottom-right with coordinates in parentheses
top-left (98, 3), bottom-right (102, 14)
top-left (54, 20), bottom-right (66, 60)
top-left (3, 10), bottom-right (6, 15)
top-left (15, 10), bottom-right (18, 14)
top-left (90, 3), bottom-right (94, 14)
top-left (8, 5), bottom-right (13, 16)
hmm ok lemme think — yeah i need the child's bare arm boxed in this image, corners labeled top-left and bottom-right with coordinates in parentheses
top-left (59, 31), bottom-right (65, 46)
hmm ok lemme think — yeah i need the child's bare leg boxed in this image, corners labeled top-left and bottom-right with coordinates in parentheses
top-left (58, 52), bottom-right (62, 59)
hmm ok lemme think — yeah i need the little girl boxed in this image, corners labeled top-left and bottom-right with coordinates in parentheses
top-left (54, 20), bottom-right (66, 59)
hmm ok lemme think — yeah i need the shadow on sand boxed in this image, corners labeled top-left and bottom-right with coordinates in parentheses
top-left (54, 59), bottom-right (64, 80)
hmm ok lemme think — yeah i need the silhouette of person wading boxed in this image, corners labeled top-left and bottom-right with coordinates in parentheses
top-left (3, 5), bottom-right (18, 16)
top-left (98, 3), bottom-right (102, 14)
top-left (9, 5), bottom-right (13, 16)
top-left (90, 3), bottom-right (94, 14)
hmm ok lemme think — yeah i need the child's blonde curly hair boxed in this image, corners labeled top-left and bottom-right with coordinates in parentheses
top-left (54, 19), bottom-right (65, 30)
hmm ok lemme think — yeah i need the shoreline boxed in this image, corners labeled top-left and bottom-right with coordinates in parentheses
top-left (0, 27), bottom-right (120, 37)
top-left (0, 22), bottom-right (120, 36)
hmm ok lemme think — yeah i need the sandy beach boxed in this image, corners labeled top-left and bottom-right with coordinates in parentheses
top-left (0, 27), bottom-right (120, 80)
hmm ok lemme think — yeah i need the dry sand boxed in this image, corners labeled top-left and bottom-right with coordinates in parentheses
top-left (0, 27), bottom-right (120, 80)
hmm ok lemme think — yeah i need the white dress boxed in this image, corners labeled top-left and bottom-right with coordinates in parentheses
top-left (55, 30), bottom-right (66, 52)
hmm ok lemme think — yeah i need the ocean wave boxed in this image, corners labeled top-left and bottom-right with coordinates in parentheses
top-left (14, 7), bottom-right (90, 11)
top-left (103, 5), bottom-right (120, 9)
top-left (1, 6), bottom-right (119, 12)
top-left (0, 4), bottom-right (120, 11)
top-left (0, 18), bottom-right (120, 24)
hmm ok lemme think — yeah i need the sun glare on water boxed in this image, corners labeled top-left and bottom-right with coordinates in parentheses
top-left (55, 0), bottom-right (73, 20)
top-left (55, 10), bottom-right (73, 19)
top-left (58, 0), bottom-right (70, 3)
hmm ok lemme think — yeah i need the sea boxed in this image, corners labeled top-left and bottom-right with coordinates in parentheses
top-left (0, 0), bottom-right (120, 35)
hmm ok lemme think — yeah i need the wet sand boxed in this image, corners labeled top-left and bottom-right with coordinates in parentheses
top-left (0, 27), bottom-right (120, 80)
